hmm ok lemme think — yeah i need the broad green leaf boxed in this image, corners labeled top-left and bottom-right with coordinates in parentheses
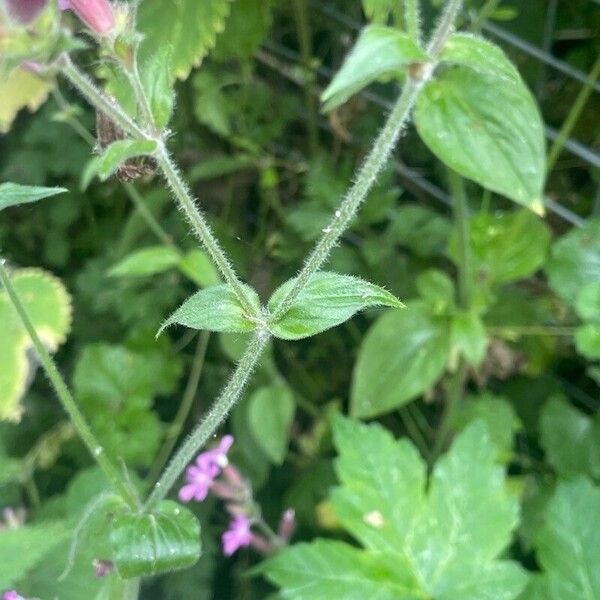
top-left (108, 246), bottom-right (181, 278)
top-left (540, 396), bottom-right (600, 480)
top-left (575, 281), bottom-right (600, 321)
top-left (263, 419), bottom-right (528, 599)
top-left (351, 302), bottom-right (450, 417)
top-left (137, 0), bottom-right (233, 83)
top-left (321, 25), bottom-right (426, 112)
top-left (0, 68), bottom-right (51, 133)
top-left (248, 384), bottom-right (295, 464)
top-left (575, 323), bottom-right (600, 359)
top-left (0, 268), bottom-right (72, 421)
top-left (159, 284), bottom-right (261, 336)
top-left (453, 393), bottom-right (521, 462)
top-left (96, 140), bottom-right (158, 181)
top-left (178, 249), bottom-right (221, 288)
top-left (534, 478), bottom-right (600, 599)
top-left (440, 33), bottom-right (521, 83)
top-left (414, 67), bottom-right (545, 211)
top-left (0, 182), bottom-right (67, 211)
top-left (140, 48), bottom-right (175, 130)
top-left (267, 272), bottom-right (403, 340)
top-left (546, 220), bottom-right (600, 305)
top-left (0, 521), bottom-right (70, 589)
top-left (451, 311), bottom-right (488, 365)
top-left (450, 210), bottom-right (550, 287)
top-left (109, 501), bottom-right (201, 578)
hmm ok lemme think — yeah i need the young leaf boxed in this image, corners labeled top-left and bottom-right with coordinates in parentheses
top-left (159, 284), bottom-right (261, 336)
top-left (0, 182), bottom-right (67, 212)
top-left (267, 272), bottom-right (403, 340)
top-left (0, 268), bottom-right (72, 421)
top-left (545, 219), bottom-right (600, 305)
top-left (109, 501), bottom-right (201, 578)
top-left (534, 478), bottom-right (600, 599)
top-left (262, 419), bottom-right (528, 599)
top-left (248, 384), bottom-right (295, 464)
top-left (108, 246), bottom-right (182, 278)
top-left (97, 140), bottom-right (158, 181)
top-left (321, 25), bottom-right (426, 112)
top-left (140, 48), bottom-right (175, 130)
top-left (351, 302), bottom-right (450, 418)
top-left (414, 67), bottom-right (545, 212)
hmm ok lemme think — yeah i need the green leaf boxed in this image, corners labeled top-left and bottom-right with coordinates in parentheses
top-left (109, 501), bottom-right (201, 579)
top-left (540, 396), bottom-right (600, 480)
top-left (321, 25), bottom-right (426, 112)
top-left (575, 281), bottom-right (600, 321)
top-left (108, 246), bottom-right (182, 278)
top-left (262, 419), bottom-right (528, 599)
top-left (0, 182), bottom-right (67, 212)
top-left (0, 521), bottom-right (70, 589)
top-left (159, 284), bottom-right (261, 336)
top-left (416, 269), bottom-right (455, 312)
top-left (0, 268), bottom-right (72, 421)
top-left (140, 48), bottom-right (175, 130)
top-left (451, 210), bottom-right (550, 287)
top-left (534, 478), bottom-right (600, 599)
top-left (137, 0), bottom-right (233, 84)
top-left (414, 67), bottom-right (545, 211)
top-left (0, 68), bottom-right (51, 133)
top-left (96, 140), bottom-right (158, 181)
top-left (546, 220), bottom-right (600, 305)
top-left (267, 272), bottom-right (403, 340)
top-left (451, 311), bottom-right (488, 365)
top-left (248, 384), bottom-right (295, 464)
top-left (351, 302), bottom-right (450, 418)
top-left (575, 323), bottom-right (600, 359)
top-left (362, 0), bottom-right (403, 24)
top-left (178, 250), bottom-right (221, 288)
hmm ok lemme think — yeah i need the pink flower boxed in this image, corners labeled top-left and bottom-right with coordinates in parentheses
top-left (3, 591), bottom-right (23, 600)
top-left (59, 0), bottom-right (115, 35)
top-left (5, 0), bottom-right (47, 23)
top-left (197, 435), bottom-right (234, 471)
top-left (222, 515), bottom-right (252, 556)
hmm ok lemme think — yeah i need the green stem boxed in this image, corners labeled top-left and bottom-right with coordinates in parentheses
top-left (123, 183), bottom-right (174, 247)
top-left (448, 170), bottom-right (471, 308)
top-left (154, 145), bottom-right (260, 318)
top-left (292, 0), bottom-right (319, 156)
top-left (546, 53), bottom-right (600, 174)
top-left (147, 331), bottom-right (210, 486)
top-left (427, 0), bottom-right (464, 57)
top-left (145, 329), bottom-right (271, 510)
top-left (471, 0), bottom-right (502, 32)
top-left (403, 0), bottom-right (422, 44)
top-left (127, 55), bottom-right (157, 134)
top-left (0, 261), bottom-right (138, 510)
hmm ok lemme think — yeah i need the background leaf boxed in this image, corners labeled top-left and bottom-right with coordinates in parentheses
top-left (108, 246), bottom-right (181, 278)
top-left (0, 182), bottom-right (67, 212)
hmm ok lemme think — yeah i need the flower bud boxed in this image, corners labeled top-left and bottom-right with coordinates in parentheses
top-left (59, 0), bottom-right (115, 35)
top-left (6, 0), bottom-right (47, 24)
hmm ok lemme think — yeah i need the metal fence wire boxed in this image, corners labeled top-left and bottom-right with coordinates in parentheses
top-left (257, 1), bottom-right (600, 228)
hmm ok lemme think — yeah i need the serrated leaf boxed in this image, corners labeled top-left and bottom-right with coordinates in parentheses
top-left (262, 419), bottom-right (528, 599)
top-left (108, 246), bottom-right (181, 278)
top-left (0, 268), bottom-right (72, 421)
top-left (546, 219), bottom-right (600, 305)
top-left (137, 0), bottom-right (233, 84)
top-left (450, 210), bottom-right (550, 287)
top-left (267, 272), bottom-right (403, 340)
top-left (321, 25), bottom-right (426, 112)
top-left (414, 66), bottom-right (545, 211)
top-left (109, 501), bottom-right (201, 578)
top-left (248, 385), bottom-right (295, 464)
top-left (534, 478), bottom-right (600, 599)
top-left (178, 249), bottom-right (221, 288)
top-left (96, 140), bottom-right (158, 181)
top-left (140, 48), bottom-right (175, 130)
top-left (540, 396), bottom-right (600, 480)
top-left (351, 302), bottom-right (450, 418)
top-left (0, 182), bottom-right (67, 211)
top-left (159, 284), bottom-right (261, 336)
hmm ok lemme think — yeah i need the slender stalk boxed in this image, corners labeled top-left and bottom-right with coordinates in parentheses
top-left (145, 330), bottom-right (270, 510)
top-left (154, 144), bottom-right (260, 318)
top-left (123, 183), bottom-right (174, 246)
top-left (127, 56), bottom-right (157, 134)
top-left (448, 170), bottom-right (471, 308)
top-left (546, 53), bottom-right (600, 174)
top-left (0, 261), bottom-right (138, 510)
top-left (427, 0), bottom-right (463, 57)
top-left (471, 0), bottom-right (502, 33)
top-left (403, 0), bottom-right (422, 45)
top-left (147, 331), bottom-right (210, 485)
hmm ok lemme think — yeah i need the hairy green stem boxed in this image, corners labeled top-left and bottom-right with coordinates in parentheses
top-left (145, 330), bottom-right (270, 510)
top-left (0, 261), bottom-right (139, 510)
top-left (427, 0), bottom-right (463, 57)
top-left (403, 0), bottom-right (422, 44)
top-left (546, 53), bottom-right (600, 174)
top-left (127, 56), bottom-right (157, 134)
top-left (154, 145), bottom-right (259, 317)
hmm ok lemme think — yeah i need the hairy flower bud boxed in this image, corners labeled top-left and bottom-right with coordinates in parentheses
top-left (59, 0), bottom-right (115, 35)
